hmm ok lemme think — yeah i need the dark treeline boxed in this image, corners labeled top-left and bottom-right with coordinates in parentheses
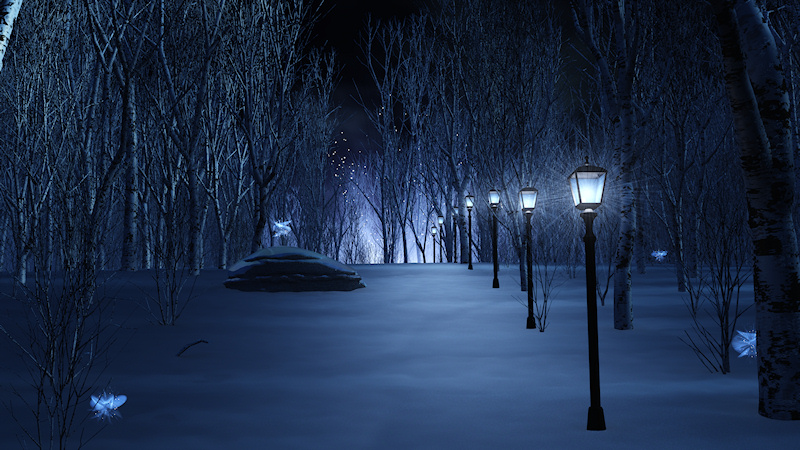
top-left (0, 0), bottom-right (799, 423)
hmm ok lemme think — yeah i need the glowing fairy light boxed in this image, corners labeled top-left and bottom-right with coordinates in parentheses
top-left (272, 220), bottom-right (292, 237)
top-left (732, 330), bottom-right (756, 358)
top-left (651, 250), bottom-right (668, 262)
top-left (90, 392), bottom-right (127, 421)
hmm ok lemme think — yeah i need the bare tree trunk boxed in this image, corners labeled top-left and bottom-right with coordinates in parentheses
top-left (121, 82), bottom-right (139, 270)
top-left (711, 0), bottom-right (800, 419)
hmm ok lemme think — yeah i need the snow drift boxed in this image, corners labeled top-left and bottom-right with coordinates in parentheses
top-left (223, 246), bottom-right (366, 292)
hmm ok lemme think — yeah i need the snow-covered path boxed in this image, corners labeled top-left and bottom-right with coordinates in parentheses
top-left (1, 263), bottom-right (797, 449)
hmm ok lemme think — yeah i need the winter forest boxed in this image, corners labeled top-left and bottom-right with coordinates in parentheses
top-left (1, 0), bottom-right (800, 447)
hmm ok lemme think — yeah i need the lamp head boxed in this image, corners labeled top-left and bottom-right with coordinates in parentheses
top-left (519, 187), bottom-right (538, 214)
top-left (569, 158), bottom-right (607, 211)
top-left (488, 189), bottom-right (500, 209)
top-left (465, 194), bottom-right (475, 211)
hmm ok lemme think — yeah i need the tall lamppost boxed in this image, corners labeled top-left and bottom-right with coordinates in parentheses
top-left (431, 226), bottom-right (437, 264)
top-left (453, 205), bottom-right (459, 264)
top-left (569, 158), bottom-right (608, 431)
top-left (489, 189), bottom-right (501, 288)
top-left (519, 187), bottom-right (538, 329)
top-left (437, 215), bottom-right (445, 263)
top-left (465, 194), bottom-right (475, 270)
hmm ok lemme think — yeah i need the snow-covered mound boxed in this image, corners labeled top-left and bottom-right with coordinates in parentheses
top-left (224, 246), bottom-right (366, 292)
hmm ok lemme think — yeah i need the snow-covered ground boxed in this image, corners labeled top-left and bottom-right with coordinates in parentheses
top-left (1, 263), bottom-right (798, 449)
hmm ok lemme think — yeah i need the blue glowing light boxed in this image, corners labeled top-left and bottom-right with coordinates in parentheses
top-left (272, 220), bottom-right (292, 237)
top-left (651, 250), bottom-right (668, 262)
top-left (731, 330), bottom-right (756, 358)
top-left (90, 392), bottom-right (127, 421)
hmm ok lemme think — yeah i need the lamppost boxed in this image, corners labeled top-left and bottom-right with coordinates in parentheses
top-left (453, 205), bottom-right (459, 264)
top-left (437, 215), bottom-right (445, 263)
top-left (431, 226), bottom-right (437, 264)
top-left (519, 187), bottom-right (538, 329)
top-left (489, 189), bottom-right (501, 288)
top-left (465, 194), bottom-right (475, 270)
top-left (569, 158), bottom-right (608, 431)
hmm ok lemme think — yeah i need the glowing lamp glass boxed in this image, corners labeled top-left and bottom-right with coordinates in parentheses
top-left (488, 189), bottom-right (500, 208)
top-left (437, 215), bottom-right (444, 225)
top-left (519, 187), bottom-right (538, 214)
top-left (569, 160), bottom-right (607, 211)
top-left (465, 194), bottom-right (475, 210)
top-left (431, 226), bottom-right (437, 236)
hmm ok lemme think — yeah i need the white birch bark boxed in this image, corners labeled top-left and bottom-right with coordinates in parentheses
top-left (571, 0), bottom-right (641, 329)
top-left (0, 0), bottom-right (22, 74)
top-left (711, 0), bottom-right (800, 419)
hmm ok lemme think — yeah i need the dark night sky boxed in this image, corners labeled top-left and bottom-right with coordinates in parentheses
top-left (313, 0), bottom-right (424, 84)
top-left (311, 0), bottom-right (428, 154)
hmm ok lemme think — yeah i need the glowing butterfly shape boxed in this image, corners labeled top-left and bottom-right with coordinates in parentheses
top-left (90, 392), bottom-right (127, 421)
top-left (731, 330), bottom-right (757, 358)
top-left (651, 250), bottom-right (668, 262)
top-left (272, 220), bottom-right (292, 237)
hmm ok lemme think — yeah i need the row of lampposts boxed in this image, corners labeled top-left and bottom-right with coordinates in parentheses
top-left (435, 158), bottom-right (607, 431)
top-left (428, 215), bottom-right (449, 263)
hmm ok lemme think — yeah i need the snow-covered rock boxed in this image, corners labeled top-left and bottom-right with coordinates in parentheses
top-left (224, 246), bottom-right (366, 292)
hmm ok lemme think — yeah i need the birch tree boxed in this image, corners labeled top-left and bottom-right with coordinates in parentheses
top-left (152, 0), bottom-right (226, 274)
top-left (0, 0), bottom-right (22, 74)
top-left (429, 1), bottom-right (475, 264)
top-left (227, 0), bottom-right (318, 253)
top-left (709, 0), bottom-right (800, 420)
top-left (570, 0), bottom-right (648, 329)
top-left (292, 50), bottom-right (338, 255)
top-left (83, 0), bottom-right (154, 270)
top-left (360, 18), bottom-right (406, 263)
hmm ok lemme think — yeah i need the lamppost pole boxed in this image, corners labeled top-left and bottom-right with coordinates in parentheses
top-left (438, 216), bottom-right (445, 263)
top-left (519, 187), bottom-right (538, 329)
top-left (492, 209), bottom-right (499, 288)
top-left (453, 205), bottom-right (458, 264)
top-left (466, 194), bottom-right (474, 270)
top-left (569, 158), bottom-right (608, 431)
top-left (582, 210), bottom-right (604, 430)
top-left (468, 209), bottom-right (473, 269)
top-left (489, 189), bottom-right (500, 288)
top-left (431, 226), bottom-right (437, 264)
top-left (525, 212), bottom-right (535, 329)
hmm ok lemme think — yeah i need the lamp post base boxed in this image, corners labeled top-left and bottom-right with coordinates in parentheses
top-left (526, 316), bottom-right (536, 329)
top-left (587, 406), bottom-right (606, 431)
top-left (492, 278), bottom-right (499, 288)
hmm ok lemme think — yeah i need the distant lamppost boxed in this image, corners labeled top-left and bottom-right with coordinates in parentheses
top-left (431, 226), bottom-right (437, 264)
top-left (465, 194), bottom-right (475, 270)
top-left (489, 189), bottom-right (501, 288)
top-left (569, 158), bottom-right (608, 431)
top-left (437, 215), bottom-right (445, 263)
top-left (519, 187), bottom-right (538, 329)
top-left (453, 205), bottom-right (459, 264)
